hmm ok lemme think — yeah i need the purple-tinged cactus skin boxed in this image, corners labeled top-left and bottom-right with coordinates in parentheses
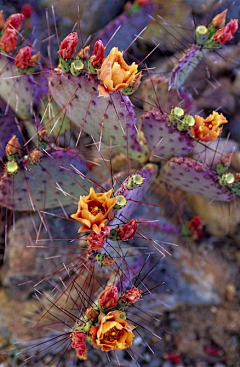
top-left (141, 110), bottom-right (195, 160)
top-left (0, 54), bottom-right (36, 119)
top-left (141, 76), bottom-right (193, 113)
top-left (160, 157), bottom-right (236, 202)
top-left (49, 70), bottom-right (149, 162)
top-left (94, 3), bottom-right (154, 55)
top-left (0, 149), bottom-right (91, 211)
top-left (169, 45), bottom-right (204, 89)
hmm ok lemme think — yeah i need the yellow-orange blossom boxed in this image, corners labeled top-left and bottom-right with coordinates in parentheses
top-left (71, 188), bottom-right (116, 234)
top-left (191, 111), bottom-right (228, 142)
top-left (97, 47), bottom-right (141, 97)
top-left (89, 310), bottom-right (135, 352)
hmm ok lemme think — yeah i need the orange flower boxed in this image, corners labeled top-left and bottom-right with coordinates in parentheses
top-left (89, 310), bottom-right (135, 352)
top-left (191, 111), bottom-right (227, 142)
top-left (71, 188), bottom-right (116, 234)
top-left (97, 47), bottom-right (141, 97)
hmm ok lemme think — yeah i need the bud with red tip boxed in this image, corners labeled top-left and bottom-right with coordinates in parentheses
top-left (58, 32), bottom-right (78, 59)
top-left (211, 9), bottom-right (227, 29)
top-left (0, 28), bottom-right (17, 52)
top-left (121, 287), bottom-right (142, 305)
top-left (4, 13), bottom-right (24, 31)
top-left (90, 40), bottom-right (105, 67)
top-left (21, 4), bottom-right (33, 18)
top-left (87, 226), bottom-right (110, 251)
top-left (214, 19), bottom-right (238, 45)
top-left (98, 285), bottom-right (119, 309)
top-left (117, 219), bottom-right (138, 241)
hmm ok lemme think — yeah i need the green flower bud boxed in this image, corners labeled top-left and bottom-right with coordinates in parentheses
top-left (113, 195), bottom-right (127, 210)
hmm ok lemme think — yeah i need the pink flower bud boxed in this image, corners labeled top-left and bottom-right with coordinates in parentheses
top-left (71, 331), bottom-right (87, 360)
top-left (87, 226), bottom-right (110, 251)
top-left (0, 28), bottom-right (17, 52)
top-left (4, 13), bottom-right (24, 31)
top-left (214, 19), bottom-right (238, 45)
top-left (21, 4), bottom-right (33, 18)
top-left (58, 32), bottom-right (78, 59)
top-left (15, 46), bottom-right (32, 69)
top-left (98, 285), bottom-right (119, 309)
top-left (90, 40), bottom-right (105, 67)
top-left (117, 219), bottom-right (138, 241)
top-left (121, 287), bottom-right (142, 305)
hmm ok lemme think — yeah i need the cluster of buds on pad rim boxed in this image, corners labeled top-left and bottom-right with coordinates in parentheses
top-left (169, 106), bottom-right (195, 132)
top-left (71, 284), bottom-right (142, 359)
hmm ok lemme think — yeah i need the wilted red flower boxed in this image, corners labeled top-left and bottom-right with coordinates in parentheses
top-left (71, 331), bottom-right (87, 360)
top-left (98, 285), bottom-right (119, 309)
top-left (188, 216), bottom-right (202, 232)
top-left (0, 28), bottom-right (17, 52)
top-left (15, 46), bottom-right (32, 69)
top-left (21, 4), bottom-right (33, 18)
top-left (214, 19), bottom-right (238, 45)
top-left (90, 40), bottom-right (105, 67)
top-left (121, 287), bottom-right (142, 305)
top-left (117, 219), bottom-right (138, 241)
top-left (58, 32), bottom-right (78, 59)
top-left (87, 226), bottom-right (110, 251)
top-left (4, 13), bottom-right (24, 31)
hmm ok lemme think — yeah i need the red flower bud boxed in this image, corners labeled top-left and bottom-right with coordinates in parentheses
top-left (4, 13), bottom-right (24, 31)
top-left (21, 4), bottom-right (33, 18)
top-left (87, 226), bottom-right (110, 251)
top-left (71, 331), bottom-right (87, 360)
top-left (235, 173), bottom-right (240, 183)
top-left (90, 40), bottom-right (105, 67)
top-left (117, 219), bottom-right (138, 241)
top-left (188, 216), bottom-right (202, 232)
top-left (15, 46), bottom-right (32, 69)
top-left (136, 0), bottom-right (151, 6)
top-left (0, 28), bottom-right (17, 52)
top-left (214, 19), bottom-right (238, 45)
top-left (121, 287), bottom-right (142, 305)
top-left (98, 285), bottom-right (119, 309)
top-left (58, 32), bottom-right (78, 59)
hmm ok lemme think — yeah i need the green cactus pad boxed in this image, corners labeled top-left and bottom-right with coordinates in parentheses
top-left (0, 149), bottom-right (91, 211)
top-left (0, 54), bottom-right (36, 119)
top-left (141, 111), bottom-right (194, 160)
top-left (160, 157), bottom-right (236, 202)
top-left (48, 70), bottom-right (149, 162)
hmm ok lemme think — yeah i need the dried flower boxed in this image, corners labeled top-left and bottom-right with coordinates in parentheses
top-left (98, 285), bottom-right (119, 309)
top-left (214, 19), bottom-right (238, 45)
top-left (191, 111), bottom-right (228, 142)
top-left (4, 13), bottom-right (24, 31)
top-left (89, 310), bottom-right (135, 351)
top-left (102, 256), bottom-right (115, 267)
top-left (15, 46), bottom-right (31, 69)
top-left (211, 9), bottom-right (228, 29)
top-left (71, 331), bottom-right (87, 360)
top-left (21, 4), bottom-right (33, 18)
top-left (90, 40), bottom-right (105, 67)
top-left (5, 135), bottom-right (21, 155)
top-left (71, 188), bottom-right (116, 234)
top-left (78, 45), bottom-right (90, 60)
top-left (87, 226), bottom-right (110, 251)
top-left (117, 219), bottom-right (138, 241)
top-left (220, 153), bottom-right (232, 167)
top-left (38, 129), bottom-right (49, 141)
top-left (97, 47), bottom-right (141, 96)
top-left (121, 287), bottom-right (142, 305)
top-left (0, 28), bottom-right (17, 52)
top-left (58, 32), bottom-right (78, 59)
top-left (188, 216), bottom-right (202, 232)
top-left (29, 149), bottom-right (43, 164)
top-left (85, 307), bottom-right (98, 321)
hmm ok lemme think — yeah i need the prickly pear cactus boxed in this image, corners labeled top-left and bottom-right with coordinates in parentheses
top-left (160, 157), bottom-right (236, 202)
top-left (49, 70), bottom-right (149, 162)
top-left (141, 110), bottom-right (195, 160)
top-left (0, 149), bottom-right (91, 211)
